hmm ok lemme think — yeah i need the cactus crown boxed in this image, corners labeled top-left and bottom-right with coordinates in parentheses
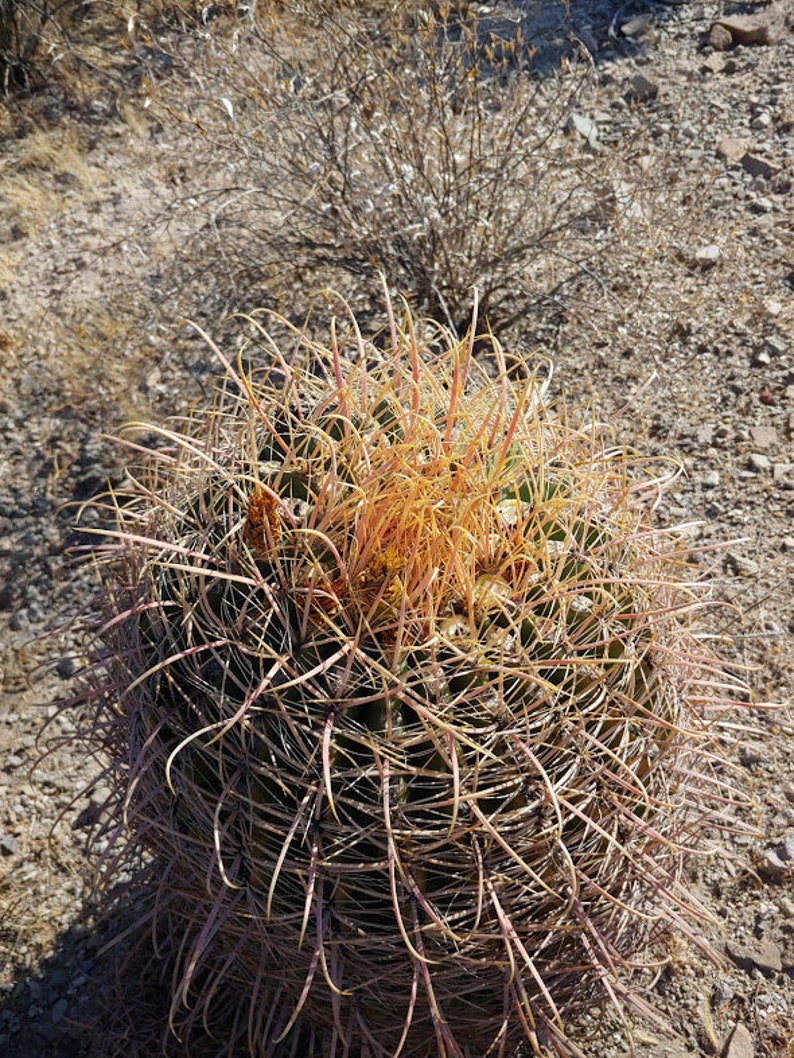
top-left (85, 293), bottom-right (749, 1058)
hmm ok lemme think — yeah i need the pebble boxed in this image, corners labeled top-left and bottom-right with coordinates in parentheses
top-left (759, 846), bottom-right (790, 880)
top-left (702, 469), bottom-right (721, 488)
top-left (621, 14), bottom-right (654, 38)
top-left (747, 453), bottom-right (770, 473)
top-left (628, 73), bottom-right (659, 103)
top-left (723, 1022), bottom-right (754, 1058)
top-left (750, 111), bottom-right (772, 131)
top-left (0, 833), bottom-right (19, 856)
top-left (56, 655), bottom-right (79, 679)
top-left (566, 112), bottom-right (599, 147)
top-left (694, 243), bottom-right (721, 268)
top-left (727, 938), bottom-right (783, 974)
top-left (750, 425), bottom-right (777, 448)
top-left (738, 742), bottom-right (765, 766)
top-left (716, 135), bottom-right (748, 163)
top-left (764, 335), bottom-right (788, 357)
top-left (741, 153), bottom-right (783, 180)
top-left (725, 552), bottom-right (760, 577)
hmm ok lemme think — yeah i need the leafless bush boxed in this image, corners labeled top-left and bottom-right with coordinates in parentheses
top-left (166, 7), bottom-right (638, 336)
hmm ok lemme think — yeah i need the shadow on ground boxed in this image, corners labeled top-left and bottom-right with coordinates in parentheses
top-left (466, 0), bottom-right (696, 75)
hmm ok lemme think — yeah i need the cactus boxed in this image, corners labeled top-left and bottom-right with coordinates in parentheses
top-left (81, 291), bottom-right (749, 1058)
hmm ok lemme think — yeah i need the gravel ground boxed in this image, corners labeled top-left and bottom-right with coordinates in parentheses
top-left (0, 2), bottom-right (792, 1056)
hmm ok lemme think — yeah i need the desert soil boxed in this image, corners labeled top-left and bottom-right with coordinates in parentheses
top-left (0, 1), bottom-right (792, 1056)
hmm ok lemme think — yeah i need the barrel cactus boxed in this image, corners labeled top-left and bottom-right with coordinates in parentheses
top-left (80, 292), bottom-right (748, 1057)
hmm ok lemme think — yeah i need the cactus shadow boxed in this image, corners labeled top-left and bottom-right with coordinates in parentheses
top-left (0, 891), bottom-right (179, 1058)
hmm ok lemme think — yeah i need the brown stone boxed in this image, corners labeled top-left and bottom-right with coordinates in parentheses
top-left (713, 5), bottom-right (787, 47)
top-left (723, 1022), bottom-right (753, 1058)
top-left (709, 23), bottom-right (734, 51)
top-left (716, 135), bottom-right (748, 162)
top-left (726, 938), bottom-right (783, 974)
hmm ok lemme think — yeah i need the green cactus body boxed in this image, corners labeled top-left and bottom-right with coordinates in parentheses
top-left (86, 298), bottom-right (748, 1058)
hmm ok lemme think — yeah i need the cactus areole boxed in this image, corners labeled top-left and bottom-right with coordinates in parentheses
top-left (87, 293), bottom-right (747, 1057)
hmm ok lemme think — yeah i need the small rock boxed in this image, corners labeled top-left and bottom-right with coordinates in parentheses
top-left (723, 1022), bottom-right (753, 1058)
top-left (725, 551), bottom-right (760, 577)
top-left (760, 847), bottom-right (790, 880)
top-left (702, 469), bottom-right (721, 488)
top-left (0, 833), bottom-right (19, 856)
top-left (748, 453), bottom-right (771, 472)
top-left (738, 742), bottom-right (765, 766)
top-left (753, 347), bottom-right (771, 369)
top-left (566, 112), bottom-right (599, 147)
top-left (621, 14), bottom-right (653, 37)
top-left (694, 243), bottom-right (721, 268)
top-left (750, 196), bottom-right (774, 214)
top-left (727, 938), bottom-right (783, 975)
top-left (628, 73), bottom-right (659, 103)
top-left (712, 980), bottom-right (734, 1009)
top-left (741, 152), bottom-right (783, 180)
top-left (780, 535), bottom-right (794, 550)
top-left (714, 5), bottom-right (787, 47)
top-left (773, 463), bottom-right (794, 483)
top-left (750, 111), bottom-right (772, 131)
top-left (764, 334), bottom-right (788, 357)
top-left (56, 655), bottom-right (78, 679)
top-left (701, 53), bottom-right (727, 74)
top-left (716, 135), bottom-right (748, 162)
top-left (709, 23), bottom-right (734, 51)
top-left (695, 424), bottom-right (714, 445)
top-left (750, 425), bottom-right (777, 448)
top-left (88, 783), bottom-right (112, 810)
top-left (763, 298), bottom-right (783, 317)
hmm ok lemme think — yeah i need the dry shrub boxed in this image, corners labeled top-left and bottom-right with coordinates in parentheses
top-left (148, 6), bottom-right (623, 335)
top-left (145, 0), bottom-right (731, 365)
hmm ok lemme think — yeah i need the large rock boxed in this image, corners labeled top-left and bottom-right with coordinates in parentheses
top-left (712, 5), bottom-right (789, 47)
top-left (727, 938), bottom-right (784, 974)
